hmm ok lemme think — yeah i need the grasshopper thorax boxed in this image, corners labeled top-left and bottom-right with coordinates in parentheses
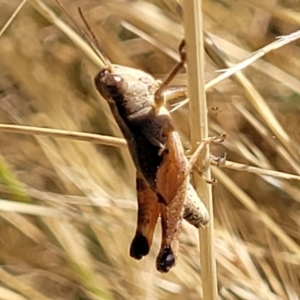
top-left (95, 64), bottom-right (176, 150)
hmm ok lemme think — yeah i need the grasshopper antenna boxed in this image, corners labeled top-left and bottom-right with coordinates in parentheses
top-left (78, 7), bottom-right (113, 71)
top-left (55, 0), bottom-right (112, 71)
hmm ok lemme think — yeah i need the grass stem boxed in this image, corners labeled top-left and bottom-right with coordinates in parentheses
top-left (181, 1), bottom-right (218, 299)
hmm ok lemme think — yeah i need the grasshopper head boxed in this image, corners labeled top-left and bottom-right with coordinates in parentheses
top-left (94, 68), bottom-right (127, 102)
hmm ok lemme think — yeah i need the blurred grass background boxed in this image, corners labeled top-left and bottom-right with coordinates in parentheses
top-left (0, 0), bottom-right (300, 299)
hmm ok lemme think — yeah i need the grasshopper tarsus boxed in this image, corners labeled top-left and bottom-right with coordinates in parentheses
top-left (210, 152), bottom-right (227, 167)
top-left (206, 177), bottom-right (218, 184)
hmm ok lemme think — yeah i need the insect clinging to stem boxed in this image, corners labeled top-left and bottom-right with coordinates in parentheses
top-left (55, 0), bottom-right (223, 273)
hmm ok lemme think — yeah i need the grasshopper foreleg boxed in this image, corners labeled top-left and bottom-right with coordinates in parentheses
top-left (154, 40), bottom-right (186, 109)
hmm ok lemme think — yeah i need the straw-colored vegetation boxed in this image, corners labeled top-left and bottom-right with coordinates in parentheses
top-left (0, 0), bottom-right (300, 299)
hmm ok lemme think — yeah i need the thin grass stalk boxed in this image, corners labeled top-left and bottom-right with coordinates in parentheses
top-left (1, 123), bottom-right (299, 180)
top-left (205, 30), bottom-right (300, 90)
top-left (212, 167), bottom-right (300, 255)
top-left (0, 286), bottom-right (28, 300)
top-left (234, 103), bottom-right (300, 174)
top-left (173, 30), bottom-right (300, 112)
top-left (180, 1), bottom-right (218, 299)
top-left (241, 0), bottom-right (300, 26)
top-left (208, 33), bottom-right (300, 95)
top-left (212, 160), bottom-right (300, 181)
top-left (0, 267), bottom-right (52, 300)
top-left (202, 32), bottom-right (300, 166)
top-left (0, 124), bottom-right (126, 147)
top-left (0, 0), bottom-right (26, 37)
top-left (27, 0), bottom-right (106, 70)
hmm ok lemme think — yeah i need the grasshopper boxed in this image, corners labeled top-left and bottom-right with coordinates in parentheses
top-left (56, 1), bottom-right (210, 273)
top-left (95, 62), bottom-right (210, 273)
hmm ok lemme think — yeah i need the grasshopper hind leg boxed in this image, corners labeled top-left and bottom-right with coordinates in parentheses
top-left (130, 173), bottom-right (160, 260)
top-left (156, 203), bottom-right (176, 273)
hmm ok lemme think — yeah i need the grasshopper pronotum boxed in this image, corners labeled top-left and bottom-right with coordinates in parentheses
top-left (56, 1), bottom-right (211, 273)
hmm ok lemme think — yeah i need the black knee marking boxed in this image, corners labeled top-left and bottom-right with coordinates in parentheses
top-left (156, 247), bottom-right (175, 273)
top-left (130, 233), bottom-right (150, 260)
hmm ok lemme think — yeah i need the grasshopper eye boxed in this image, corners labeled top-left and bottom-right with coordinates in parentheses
top-left (113, 75), bottom-right (122, 82)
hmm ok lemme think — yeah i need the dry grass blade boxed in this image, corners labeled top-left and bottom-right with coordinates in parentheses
top-left (181, 0), bottom-right (217, 299)
top-left (0, 267), bottom-right (52, 300)
top-left (266, 232), bottom-right (298, 300)
top-left (212, 167), bottom-right (300, 255)
top-left (205, 30), bottom-right (300, 90)
top-left (0, 286), bottom-right (28, 300)
top-left (105, 1), bottom-right (183, 42)
top-left (0, 0), bottom-right (26, 37)
top-left (211, 121), bottom-right (300, 205)
top-left (0, 153), bottom-right (30, 202)
top-left (229, 71), bottom-right (299, 161)
top-left (26, 0), bottom-right (106, 69)
top-left (173, 30), bottom-right (300, 119)
top-left (213, 160), bottom-right (300, 181)
top-left (234, 103), bottom-right (300, 174)
top-left (0, 199), bottom-right (99, 223)
top-left (208, 33), bottom-right (300, 95)
top-left (0, 211), bottom-right (49, 243)
top-left (121, 21), bottom-right (179, 61)
top-left (257, 258), bottom-right (287, 298)
top-left (242, 0), bottom-right (300, 26)
top-left (0, 199), bottom-right (65, 217)
top-left (202, 33), bottom-right (300, 163)
top-left (43, 218), bottom-right (112, 300)
top-left (0, 123), bottom-right (126, 147)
